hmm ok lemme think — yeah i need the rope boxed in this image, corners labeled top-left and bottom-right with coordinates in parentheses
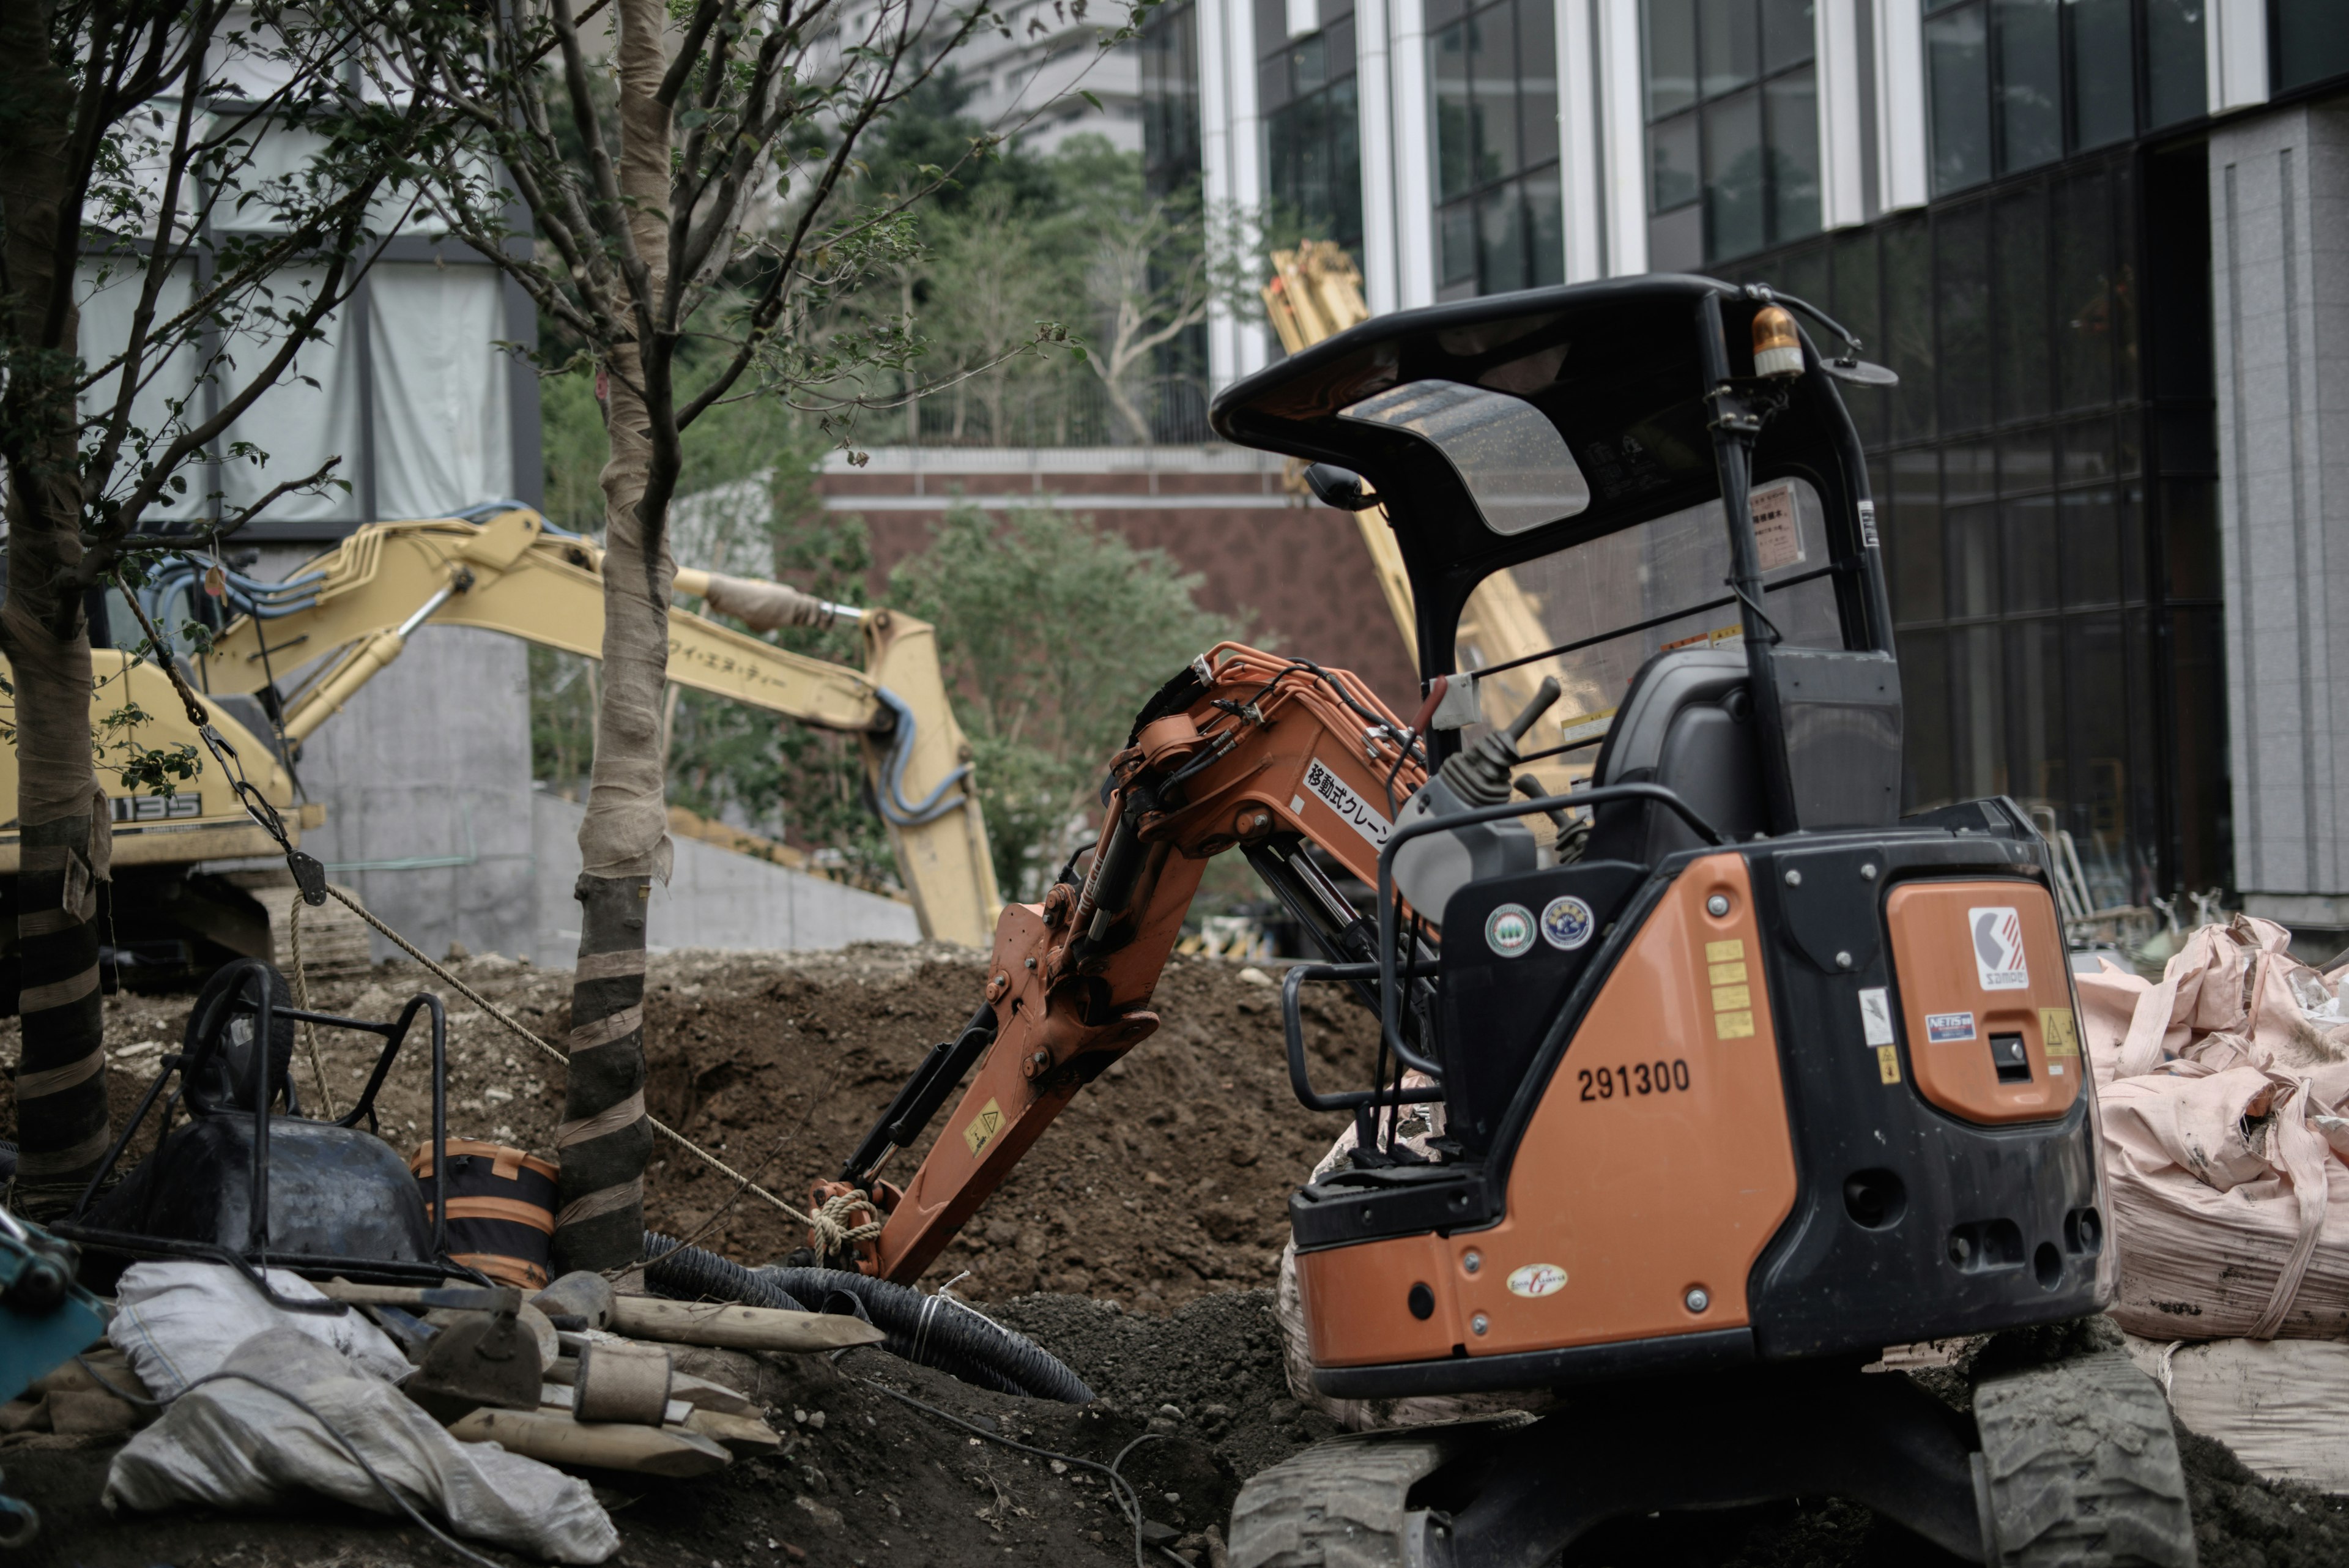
top-left (311, 881), bottom-right (879, 1250)
top-left (111, 568), bottom-right (880, 1256)
top-left (286, 896), bottom-right (340, 1119)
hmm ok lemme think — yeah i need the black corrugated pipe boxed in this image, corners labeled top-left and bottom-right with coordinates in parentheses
top-left (639, 1235), bottom-right (1092, 1403)
top-left (642, 1230), bottom-right (809, 1311)
top-left (759, 1265), bottom-right (1094, 1404)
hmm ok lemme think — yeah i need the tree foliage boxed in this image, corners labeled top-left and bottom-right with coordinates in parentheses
top-left (886, 502), bottom-right (1247, 899)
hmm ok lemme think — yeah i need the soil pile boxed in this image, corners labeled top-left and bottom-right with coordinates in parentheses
top-left (3, 943), bottom-right (1385, 1309)
top-left (7, 943), bottom-right (2348, 1566)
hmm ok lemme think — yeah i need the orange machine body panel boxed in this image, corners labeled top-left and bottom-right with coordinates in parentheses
top-left (1884, 880), bottom-right (2080, 1124)
top-left (1297, 853), bottom-right (1799, 1367)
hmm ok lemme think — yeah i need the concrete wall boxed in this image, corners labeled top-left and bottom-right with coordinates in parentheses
top-left (528, 795), bottom-right (919, 967)
top-left (2210, 104), bottom-right (2349, 933)
top-left (287, 624), bottom-right (540, 963)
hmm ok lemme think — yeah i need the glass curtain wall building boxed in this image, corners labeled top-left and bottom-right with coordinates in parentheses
top-left (1154, 0), bottom-right (2349, 923)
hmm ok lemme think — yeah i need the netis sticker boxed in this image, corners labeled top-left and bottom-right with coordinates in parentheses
top-left (1927, 1011), bottom-right (1977, 1042)
top-left (1858, 987), bottom-right (1895, 1046)
top-left (1540, 894), bottom-right (1595, 949)
top-left (1507, 1263), bottom-right (1567, 1298)
top-left (1301, 756), bottom-right (1392, 851)
top-left (1969, 906), bottom-right (2030, 990)
top-left (1486, 903), bottom-right (1536, 958)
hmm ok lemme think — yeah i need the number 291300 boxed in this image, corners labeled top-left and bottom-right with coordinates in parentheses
top-left (1578, 1060), bottom-right (1692, 1101)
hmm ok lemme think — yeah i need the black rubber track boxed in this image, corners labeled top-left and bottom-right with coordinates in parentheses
top-left (637, 1233), bottom-right (1092, 1403)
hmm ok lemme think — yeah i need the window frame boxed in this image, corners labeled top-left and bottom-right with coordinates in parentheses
top-left (1638, 0), bottom-right (1822, 267)
top-left (1428, 0), bottom-right (1566, 297)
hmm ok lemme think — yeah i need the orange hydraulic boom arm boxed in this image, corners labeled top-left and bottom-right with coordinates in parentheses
top-left (825, 643), bottom-right (1430, 1283)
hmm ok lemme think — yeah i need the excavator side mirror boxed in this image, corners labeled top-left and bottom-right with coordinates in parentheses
top-left (1303, 463), bottom-right (1379, 512)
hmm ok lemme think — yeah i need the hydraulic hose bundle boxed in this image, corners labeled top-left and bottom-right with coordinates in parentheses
top-left (640, 1232), bottom-right (1091, 1403)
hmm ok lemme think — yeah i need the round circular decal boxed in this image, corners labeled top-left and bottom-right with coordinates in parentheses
top-left (1507, 1263), bottom-right (1568, 1298)
top-left (1485, 903), bottom-right (1535, 958)
top-left (1540, 894), bottom-right (1595, 951)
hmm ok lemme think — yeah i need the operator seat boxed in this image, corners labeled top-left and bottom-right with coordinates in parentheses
top-left (1582, 643), bottom-right (1904, 861)
top-left (1583, 647), bottom-right (1764, 863)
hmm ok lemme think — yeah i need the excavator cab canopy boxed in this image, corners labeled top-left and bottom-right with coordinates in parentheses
top-left (1209, 274), bottom-right (1901, 845)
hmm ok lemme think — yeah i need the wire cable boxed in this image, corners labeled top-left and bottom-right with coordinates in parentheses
top-left (850, 1364), bottom-right (1181, 1568)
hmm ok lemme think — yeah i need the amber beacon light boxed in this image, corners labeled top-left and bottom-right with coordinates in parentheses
top-left (1751, 304), bottom-right (1804, 378)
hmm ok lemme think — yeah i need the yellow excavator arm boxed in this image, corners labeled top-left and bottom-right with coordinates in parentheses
top-left (1264, 244), bottom-right (1591, 800)
top-left (184, 506), bottom-right (1000, 945)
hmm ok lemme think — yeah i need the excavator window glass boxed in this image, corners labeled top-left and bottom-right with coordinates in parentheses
top-left (1339, 379), bottom-right (1590, 535)
top-left (1461, 476), bottom-right (1843, 750)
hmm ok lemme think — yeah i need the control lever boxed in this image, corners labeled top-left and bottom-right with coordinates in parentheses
top-left (1391, 677), bottom-right (1564, 918)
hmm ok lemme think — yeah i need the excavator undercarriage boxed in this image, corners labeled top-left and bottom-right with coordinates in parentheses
top-left (826, 275), bottom-right (2189, 1564)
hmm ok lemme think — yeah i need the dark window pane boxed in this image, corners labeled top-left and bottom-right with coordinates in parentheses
top-left (2145, 0), bottom-right (2207, 129)
top-left (2168, 603), bottom-right (2227, 889)
top-left (1762, 0), bottom-right (1814, 71)
top-left (1440, 201), bottom-right (1479, 284)
top-left (1898, 628), bottom-right (1954, 810)
top-left (1765, 66), bottom-right (1821, 244)
top-left (2006, 619), bottom-right (2065, 819)
top-left (1704, 89), bottom-right (1767, 259)
top-left (2118, 417), bottom-right (2142, 475)
top-left (1649, 111), bottom-right (1701, 210)
top-left (1994, 0), bottom-right (2060, 171)
top-left (2002, 495), bottom-right (2059, 610)
top-left (1527, 172), bottom-right (1564, 286)
top-left (1291, 32), bottom-right (1330, 95)
top-left (1956, 623), bottom-right (2007, 798)
top-left (1992, 185), bottom-right (2049, 422)
top-left (1898, 630), bottom-right (1954, 809)
top-left (1479, 184), bottom-right (1529, 292)
top-left (2059, 488), bottom-right (2120, 605)
top-left (2068, 0), bottom-right (2134, 149)
top-left (1884, 220), bottom-right (1935, 443)
top-left (1939, 203), bottom-right (1992, 433)
top-left (2120, 482), bottom-right (2145, 601)
top-left (2113, 165), bottom-right (2140, 402)
top-left (1945, 440), bottom-right (1997, 505)
top-left (1434, 24), bottom-right (1475, 201)
top-left (1649, 204), bottom-right (1705, 272)
top-left (1256, 0), bottom-right (1288, 56)
top-left (1261, 50), bottom-right (1292, 114)
top-left (1645, 0), bottom-right (1699, 117)
top-left (1327, 13), bottom-right (1358, 72)
top-left (1893, 449), bottom-right (1944, 622)
top-left (1927, 3), bottom-right (1991, 195)
top-left (2000, 432), bottom-right (2052, 494)
top-left (2066, 614), bottom-right (2129, 891)
top-left (2053, 168), bottom-right (2113, 409)
top-left (2122, 609), bottom-right (2158, 899)
top-left (2060, 416), bottom-right (2115, 483)
top-left (1949, 500), bottom-right (1999, 617)
top-left (1700, 0), bottom-right (1760, 94)
top-left (2276, 0), bottom-right (2349, 94)
top-left (1772, 243), bottom-right (1829, 311)
top-left (2161, 477), bottom-right (2219, 599)
top-left (1520, 0), bottom-right (1560, 169)
top-left (1830, 230), bottom-right (1885, 445)
top-left (1471, 11), bottom-right (1520, 183)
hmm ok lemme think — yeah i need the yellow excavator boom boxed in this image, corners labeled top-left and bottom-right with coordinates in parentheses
top-left (1263, 244), bottom-right (1587, 795)
top-left (0, 505), bottom-right (1000, 949)
top-left (186, 505), bottom-right (1000, 945)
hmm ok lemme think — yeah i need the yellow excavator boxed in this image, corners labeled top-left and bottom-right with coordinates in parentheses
top-left (0, 503), bottom-right (1000, 985)
top-left (1263, 243), bottom-right (1605, 801)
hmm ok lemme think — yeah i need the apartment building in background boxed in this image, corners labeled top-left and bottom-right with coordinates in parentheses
top-left (1126, 0), bottom-right (2349, 947)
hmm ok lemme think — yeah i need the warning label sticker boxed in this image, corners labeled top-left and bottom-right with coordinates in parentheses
top-left (1301, 756), bottom-right (1392, 852)
top-left (1858, 987), bottom-right (1895, 1046)
top-left (1752, 481), bottom-right (1805, 572)
top-left (963, 1098), bottom-right (1004, 1158)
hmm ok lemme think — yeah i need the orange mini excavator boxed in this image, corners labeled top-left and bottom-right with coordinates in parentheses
top-left (822, 277), bottom-right (2190, 1567)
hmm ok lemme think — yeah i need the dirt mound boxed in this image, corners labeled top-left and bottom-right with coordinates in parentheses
top-left (9, 943), bottom-right (2349, 1566)
top-left (4, 943), bottom-right (1383, 1311)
